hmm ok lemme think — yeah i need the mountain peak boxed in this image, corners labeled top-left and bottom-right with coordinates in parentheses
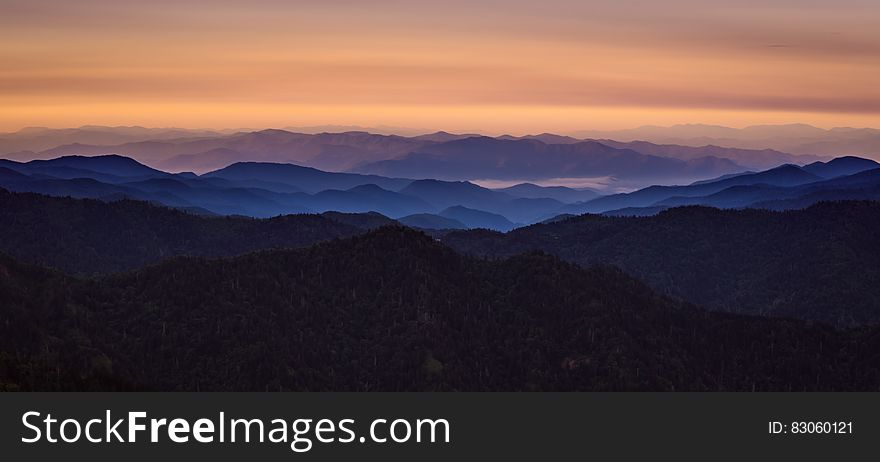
top-left (253, 128), bottom-right (294, 136)
top-left (347, 183), bottom-right (389, 193)
top-left (439, 205), bottom-right (516, 231)
top-left (26, 154), bottom-right (165, 177)
top-left (802, 156), bottom-right (880, 179)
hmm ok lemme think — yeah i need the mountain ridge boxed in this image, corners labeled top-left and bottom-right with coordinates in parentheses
top-left (2, 225), bottom-right (878, 391)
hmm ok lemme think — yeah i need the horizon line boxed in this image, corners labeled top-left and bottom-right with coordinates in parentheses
top-left (4, 121), bottom-right (880, 137)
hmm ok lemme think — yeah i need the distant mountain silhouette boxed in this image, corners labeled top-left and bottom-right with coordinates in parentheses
top-left (595, 139), bottom-right (819, 170)
top-left (6, 126), bottom-right (852, 190)
top-left (22, 154), bottom-right (166, 177)
top-left (204, 161), bottom-right (412, 193)
top-left (575, 123), bottom-right (831, 141)
top-left (497, 133), bottom-right (582, 144)
top-left (119, 177), bottom-right (314, 217)
top-left (5, 153), bottom-right (880, 224)
top-left (0, 166), bottom-right (324, 218)
top-left (399, 178), bottom-right (514, 210)
top-left (355, 137), bottom-right (746, 183)
top-left (657, 184), bottom-right (787, 209)
top-left (307, 184), bottom-right (431, 217)
top-left (0, 154), bottom-right (168, 182)
top-left (0, 175), bottom-right (192, 209)
top-left (319, 211), bottom-right (398, 230)
top-left (0, 126), bottom-right (225, 155)
top-left (601, 206), bottom-right (669, 217)
top-left (8, 125), bottom-right (879, 187)
top-left (197, 176), bottom-right (304, 193)
top-left (567, 164), bottom-right (824, 213)
top-left (0, 167), bottom-right (30, 181)
top-left (495, 183), bottom-right (600, 203)
top-left (752, 185), bottom-right (880, 211)
top-left (36, 130), bottom-right (433, 173)
top-left (689, 171), bottom-right (756, 185)
top-left (397, 213), bottom-right (468, 230)
top-left (802, 156), bottom-right (880, 178)
top-left (621, 164), bottom-right (880, 213)
top-left (540, 213), bottom-right (578, 223)
top-left (501, 197), bottom-right (569, 224)
top-left (439, 206), bottom-right (517, 231)
top-left (3, 226), bottom-right (878, 391)
top-left (573, 123), bottom-right (880, 161)
top-left (409, 131), bottom-right (479, 142)
top-left (0, 156), bottom-right (575, 223)
top-left (162, 147), bottom-right (249, 173)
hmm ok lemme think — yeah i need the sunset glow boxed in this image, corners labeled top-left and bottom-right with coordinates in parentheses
top-left (2, 0), bottom-right (879, 132)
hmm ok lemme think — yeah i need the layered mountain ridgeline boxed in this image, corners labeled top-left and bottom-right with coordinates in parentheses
top-left (0, 189), bottom-right (503, 276)
top-left (565, 157), bottom-right (880, 216)
top-left (0, 156), bottom-right (419, 219)
top-left (397, 213), bottom-right (468, 230)
top-left (2, 227), bottom-right (878, 392)
top-left (12, 129), bottom-right (431, 173)
top-left (495, 182), bottom-right (600, 203)
top-left (573, 123), bottom-right (880, 160)
top-left (0, 189), bottom-right (371, 274)
top-left (4, 151), bottom-right (880, 229)
top-left (443, 202), bottom-right (880, 327)
top-left (0, 126), bottom-right (228, 159)
top-left (202, 161), bottom-right (412, 193)
top-left (353, 137), bottom-right (746, 183)
top-left (5, 189), bottom-right (880, 326)
top-left (0, 155), bottom-right (581, 227)
top-left (4, 127), bottom-right (817, 181)
top-left (594, 139), bottom-right (819, 171)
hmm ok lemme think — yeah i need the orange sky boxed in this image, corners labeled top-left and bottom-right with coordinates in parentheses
top-left (2, 0), bottom-right (879, 133)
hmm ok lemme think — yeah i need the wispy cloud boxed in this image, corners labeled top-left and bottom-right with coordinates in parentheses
top-left (1, 0), bottom-right (878, 130)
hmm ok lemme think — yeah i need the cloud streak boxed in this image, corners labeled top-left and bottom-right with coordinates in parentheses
top-left (1, 0), bottom-right (878, 130)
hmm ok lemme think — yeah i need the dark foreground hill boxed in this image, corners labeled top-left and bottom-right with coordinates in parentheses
top-left (1, 227), bottom-right (878, 391)
top-left (443, 202), bottom-right (880, 327)
top-left (0, 189), bottom-right (367, 274)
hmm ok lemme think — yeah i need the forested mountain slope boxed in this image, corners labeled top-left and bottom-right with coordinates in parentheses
top-left (2, 227), bottom-right (878, 391)
top-left (0, 189), bottom-right (365, 274)
top-left (443, 202), bottom-right (880, 326)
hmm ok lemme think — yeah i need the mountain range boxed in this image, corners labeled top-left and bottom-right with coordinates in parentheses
top-left (3, 124), bottom-right (880, 392)
top-left (2, 153), bottom-right (880, 229)
top-left (573, 124), bottom-right (880, 160)
top-left (443, 201), bottom-right (880, 327)
top-left (0, 126), bottom-right (228, 157)
top-left (0, 188), bottom-right (369, 274)
top-left (2, 225), bottom-right (878, 391)
top-left (0, 155), bottom-right (566, 226)
top-left (5, 186), bottom-right (880, 329)
top-left (1, 126), bottom-right (832, 189)
top-left (560, 157), bottom-right (880, 215)
top-left (8, 129), bottom-right (430, 173)
top-left (352, 136), bottom-right (747, 184)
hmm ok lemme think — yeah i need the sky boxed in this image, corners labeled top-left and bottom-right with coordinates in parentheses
top-left (1, 0), bottom-right (879, 133)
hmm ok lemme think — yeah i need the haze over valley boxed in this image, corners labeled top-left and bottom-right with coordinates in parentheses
top-left (2, 124), bottom-right (879, 231)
